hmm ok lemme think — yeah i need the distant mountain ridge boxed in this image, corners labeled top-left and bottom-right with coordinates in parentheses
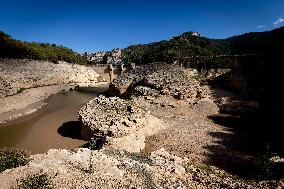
top-left (121, 27), bottom-right (284, 64)
top-left (225, 26), bottom-right (284, 55)
top-left (1, 26), bottom-right (283, 65)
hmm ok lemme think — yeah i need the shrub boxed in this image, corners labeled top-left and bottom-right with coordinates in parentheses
top-left (89, 137), bottom-right (98, 150)
top-left (83, 137), bottom-right (97, 174)
top-left (0, 148), bottom-right (29, 172)
top-left (17, 88), bottom-right (24, 94)
top-left (85, 151), bottom-right (94, 174)
top-left (14, 173), bottom-right (53, 189)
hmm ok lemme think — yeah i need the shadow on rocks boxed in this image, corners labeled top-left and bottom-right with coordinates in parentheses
top-left (206, 105), bottom-right (284, 180)
top-left (57, 121), bottom-right (87, 141)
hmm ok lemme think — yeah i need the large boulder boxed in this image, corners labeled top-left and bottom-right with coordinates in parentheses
top-left (78, 95), bottom-right (165, 152)
top-left (78, 96), bottom-right (149, 138)
top-left (214, 97), bottom-right (260, 115)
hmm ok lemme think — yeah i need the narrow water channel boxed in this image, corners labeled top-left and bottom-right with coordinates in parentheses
top-left (0, 91), bottom-right (99, 154)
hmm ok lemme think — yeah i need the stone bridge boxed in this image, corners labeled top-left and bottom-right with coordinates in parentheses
top-left (173, 54), bottom-right (259, 71)
top-left (92, 55), bottom-right (261, 82)
top-left (92, 63), bottom-right (135, 82)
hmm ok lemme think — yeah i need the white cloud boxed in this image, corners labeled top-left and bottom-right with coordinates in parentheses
top-left (257, 25), bottom-right (265, 28)
top-left (273, 17), bottom-right (284, 26)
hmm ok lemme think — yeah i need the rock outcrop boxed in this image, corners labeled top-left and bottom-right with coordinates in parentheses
top-left (79, 95), bottom-right (150, 138)
top-left (203, 68), bottom-right (231, 80)
top-left (78, 95), bottom-right (165, 152)
top-left (0, 59), bottom-right (105, 98)
top-left (87, 48), bottom-right (122, 64)
top-left (109, 63), bottom-right (210, 103)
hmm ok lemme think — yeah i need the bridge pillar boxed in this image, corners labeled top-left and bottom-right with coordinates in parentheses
top-left (109, 64), bottom-right (114, 82)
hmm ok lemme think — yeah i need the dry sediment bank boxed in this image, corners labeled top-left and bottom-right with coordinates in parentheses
top-left (0, 83), bottom-right (109, 124)
top-left (0, 59), bottom-right (107, 124)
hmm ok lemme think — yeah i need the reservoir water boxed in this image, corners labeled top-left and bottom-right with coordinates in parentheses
top-left (0, 86), bottom-right (234, 154)
top-left (0, 91), bottom-right (99, 154)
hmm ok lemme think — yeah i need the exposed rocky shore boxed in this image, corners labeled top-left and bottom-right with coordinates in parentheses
top-left (0, 59), bottom-right (106, 123)
top-left (0, 59), bottom-right (105, 97)
top-left (107, 63), bottom-right (242, 165)
top-left (0, 62), bottom-right (282, 188)
top-left (1, 148), bottom-right (282, 189)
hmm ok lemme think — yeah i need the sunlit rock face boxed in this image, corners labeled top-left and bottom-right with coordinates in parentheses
top-left (78, 95), bottom-right (149, 138)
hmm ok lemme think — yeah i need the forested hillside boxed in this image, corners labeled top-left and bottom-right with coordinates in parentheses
top-left (0, 31), bottom-right (87, 64)
top-left (122, 32), bottom-right (228, 64)
top-left (226, 26), bottom-right (284, 55)
top-left (2, 27), bottom-right (283, 66)
top-left (122, 27), bottom-right (284, 64)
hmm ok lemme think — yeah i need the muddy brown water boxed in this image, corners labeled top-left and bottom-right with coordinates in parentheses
top-left (0, 91), bottom-right (100, 154)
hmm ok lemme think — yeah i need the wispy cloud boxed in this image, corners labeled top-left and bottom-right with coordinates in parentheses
top-left (273, 17), bottom-right (284, 26)
top-left (257, 25), bottom-right (265, 28)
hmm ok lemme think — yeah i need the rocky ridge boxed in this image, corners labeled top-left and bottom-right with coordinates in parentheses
top-left (110, 63), bottom-right (210, 104)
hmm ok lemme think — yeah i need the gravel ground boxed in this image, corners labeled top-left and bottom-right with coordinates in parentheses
top-left (136, 93), bottom-right (259, 178)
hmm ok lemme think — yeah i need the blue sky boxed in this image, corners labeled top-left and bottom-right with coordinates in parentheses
top-left (0, 0), bottom-right (283, 53)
